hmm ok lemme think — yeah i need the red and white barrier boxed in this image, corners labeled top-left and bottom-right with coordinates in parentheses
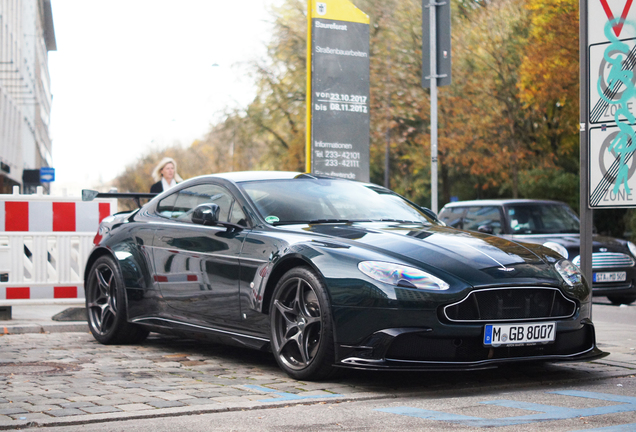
top-left (0, 186), bottom-right (117, 305)
top-left (0, 200), bottom-right (112, 232)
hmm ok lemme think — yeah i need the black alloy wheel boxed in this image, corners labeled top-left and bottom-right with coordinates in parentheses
top-left (270, 267), bottom-right (337, 380)
top-left (85, 255), bottom-right (149, 344)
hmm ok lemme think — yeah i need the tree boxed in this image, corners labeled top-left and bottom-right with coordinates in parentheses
top-left (517, 0), bottom-right (581, 208)
top-left (111, 0), bottom-right (589, 218)
top-left (441, 0), bottom-right (538, 200)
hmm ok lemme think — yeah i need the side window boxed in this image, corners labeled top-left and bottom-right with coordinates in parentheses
top-left (156, 184), bottom-right (235, 223)
top-left (439, 207), bottom-right (465, 228)
top-left (156, 193), bottom-right (179, 218)
top-left (508, 206), bottom-right (540, 233)
top-left (464, 206), bottom-right (503, 234)
top-left (229, 201), bottom-right (248, 226)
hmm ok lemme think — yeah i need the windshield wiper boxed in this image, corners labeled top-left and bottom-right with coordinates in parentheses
top-left (271, 219), bottom-right (370, 226)
top-left (273, 218), bottom-right (427, 226)
top-left (271, 220), bottom-right (307, 226)
top-left (272, 219), bottom-right (371, 226)
top-left (308, 218), bottom-right (372, 224)
top-left (376, 218), bottom-right (427, 224)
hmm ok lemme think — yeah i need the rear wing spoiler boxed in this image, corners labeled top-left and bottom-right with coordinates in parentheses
top-left (82, 190), bottom-right (157, 208)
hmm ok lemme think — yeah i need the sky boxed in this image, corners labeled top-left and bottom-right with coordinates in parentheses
top-left (48, 0), bottom-right (280, 195)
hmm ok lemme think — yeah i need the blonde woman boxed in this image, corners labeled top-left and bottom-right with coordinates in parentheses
top-left (150, 157), bottom-right (183, 193)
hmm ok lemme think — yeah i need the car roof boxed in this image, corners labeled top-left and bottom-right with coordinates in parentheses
top-left (441, 198), bottom-right (568, 208)
top-left (209, 171), bottom-right (301, 183)
top-left (188, 171), bottom-right (377, 185)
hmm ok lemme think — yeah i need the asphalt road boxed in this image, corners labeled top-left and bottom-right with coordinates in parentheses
top-left (1, 300), bottom-right (635, 432)
top-left (25, 378), bottom-right (636, 432)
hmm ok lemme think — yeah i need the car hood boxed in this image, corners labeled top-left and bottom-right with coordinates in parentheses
top-left (282, 222), bottom-right (561, 287)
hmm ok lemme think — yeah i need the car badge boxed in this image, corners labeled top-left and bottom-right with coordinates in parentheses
top-left (600, 248), bottom-right (608, 252)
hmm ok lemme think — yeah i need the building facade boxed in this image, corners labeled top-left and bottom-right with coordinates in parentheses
top-left (0, 0), bottom-right (56, 193)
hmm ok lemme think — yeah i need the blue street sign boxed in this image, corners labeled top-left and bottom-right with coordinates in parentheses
top-left (40, 167), bottom-right (55, 183)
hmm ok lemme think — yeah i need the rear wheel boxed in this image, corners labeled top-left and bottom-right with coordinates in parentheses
top-left (270, 267), bottom-right (337, 380)
top-left (607, 295), bottom-right (636, 306)
top-left (85, 255), bottom-right (149, 344)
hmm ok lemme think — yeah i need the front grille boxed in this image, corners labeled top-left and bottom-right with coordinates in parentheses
top-left (385, 326), bottom-right (592, 362)
top-left (443, 287), bottom-right (577, 323)
top-left (572, 252), bottom-right (635, 269)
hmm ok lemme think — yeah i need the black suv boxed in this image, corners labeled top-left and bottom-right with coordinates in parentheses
top-left (438, 199), bottom-right (636, 305)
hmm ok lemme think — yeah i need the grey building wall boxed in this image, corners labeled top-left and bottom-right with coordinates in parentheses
top-left (0, 0), bottom-right (56, 193)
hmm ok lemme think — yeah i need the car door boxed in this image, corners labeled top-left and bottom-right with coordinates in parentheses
top-left (151, 182), bottom-right (249, 329)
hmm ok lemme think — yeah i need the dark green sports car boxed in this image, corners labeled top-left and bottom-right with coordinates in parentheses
top-left (84, 172), bottom-right (607, 380)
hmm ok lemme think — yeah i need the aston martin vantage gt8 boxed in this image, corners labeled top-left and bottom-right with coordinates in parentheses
top-left (84, 172), bottom-right (606, 380)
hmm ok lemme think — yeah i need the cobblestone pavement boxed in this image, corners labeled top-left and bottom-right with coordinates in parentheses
top-left (0, 333), bottom-right (377, 430)
top-left (0, 331), bottom-right (634, 430)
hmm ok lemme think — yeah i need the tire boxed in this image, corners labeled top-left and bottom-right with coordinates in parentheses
top-left (607, 295), bottom-right (636, 306)
top-left (85, 255), bottom-right (149, 344)
top-left (270, 266), bottom-right (337, 380)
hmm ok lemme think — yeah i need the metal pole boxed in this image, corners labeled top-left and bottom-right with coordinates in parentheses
top-left (385, 44), bottom-right (391, 189)
top-left (385, 98), bottom-right (390, 188)
top-left (579, 0), bottom-right (593, 316)
top-left (306, 0), bottom-right (313, 174)
top-left (430, 0), bottom-right (438, 213)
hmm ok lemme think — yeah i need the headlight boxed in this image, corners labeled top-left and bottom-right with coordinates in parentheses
top-left (555, 260), bottom-right (583, 286)
top-left (358, 261), bottom-right (449, 290)
top-left (543, 241), bottom-right (568, 259)
top-left (628, 241), bottom-right (636, 258)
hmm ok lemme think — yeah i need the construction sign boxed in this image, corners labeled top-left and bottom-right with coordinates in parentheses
top-left (306, 0), bottom-right (370, 182)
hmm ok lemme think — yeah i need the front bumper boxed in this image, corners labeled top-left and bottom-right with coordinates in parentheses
top-left (333, 305), bottom-right (607, 370)
top-left (591, 277), bottom-right (636, 298)
top-left (588, 263), bottom-right (636, 298)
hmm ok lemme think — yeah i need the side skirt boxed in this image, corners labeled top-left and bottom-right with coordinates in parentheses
top-left (132, 316), bottom-right (271, 351)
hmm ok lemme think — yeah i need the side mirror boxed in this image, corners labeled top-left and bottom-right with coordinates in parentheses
top-left (192, 203), bottom-right (220, 226)
top-left (477, 224), bottom-right (494, 234)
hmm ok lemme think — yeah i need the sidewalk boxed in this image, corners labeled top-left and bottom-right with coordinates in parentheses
top-left (0, 305), bottom-right (88, 335)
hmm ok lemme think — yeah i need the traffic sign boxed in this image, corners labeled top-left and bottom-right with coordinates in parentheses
top-left (589, 125), bottom-right (636, 206)
top-left (589, 0), bottom-right (636, 44)
top-left (421, 0), bottom-right (451, 88)
top-left (589, 38), bottom-right (636, 125)
top-left (588, 0), bottom-right (636, 207)
top-left (40, 167), bottom-right (55, 183)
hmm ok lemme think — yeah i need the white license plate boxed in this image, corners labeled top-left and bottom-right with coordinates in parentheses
top-left (594, 271), bottom-right (627, 283)
top-left (484, 322), bottom-right (556, 346)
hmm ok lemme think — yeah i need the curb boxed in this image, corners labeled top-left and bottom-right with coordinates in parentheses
top-left (0, 322), bottom-right (88, 335)
top-left (0, 393), bottom-right (389, 430)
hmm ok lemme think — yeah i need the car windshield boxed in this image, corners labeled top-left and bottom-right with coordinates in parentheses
top-left (506, 203), bottom-right (580, 234)
top-left (239, 178), bottom-right (435, 225)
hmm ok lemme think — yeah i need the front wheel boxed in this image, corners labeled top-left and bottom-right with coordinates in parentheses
top-left (270, 267), bottom-right (337, 380)
top-left (85, 255), bottom-right (149, 344)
